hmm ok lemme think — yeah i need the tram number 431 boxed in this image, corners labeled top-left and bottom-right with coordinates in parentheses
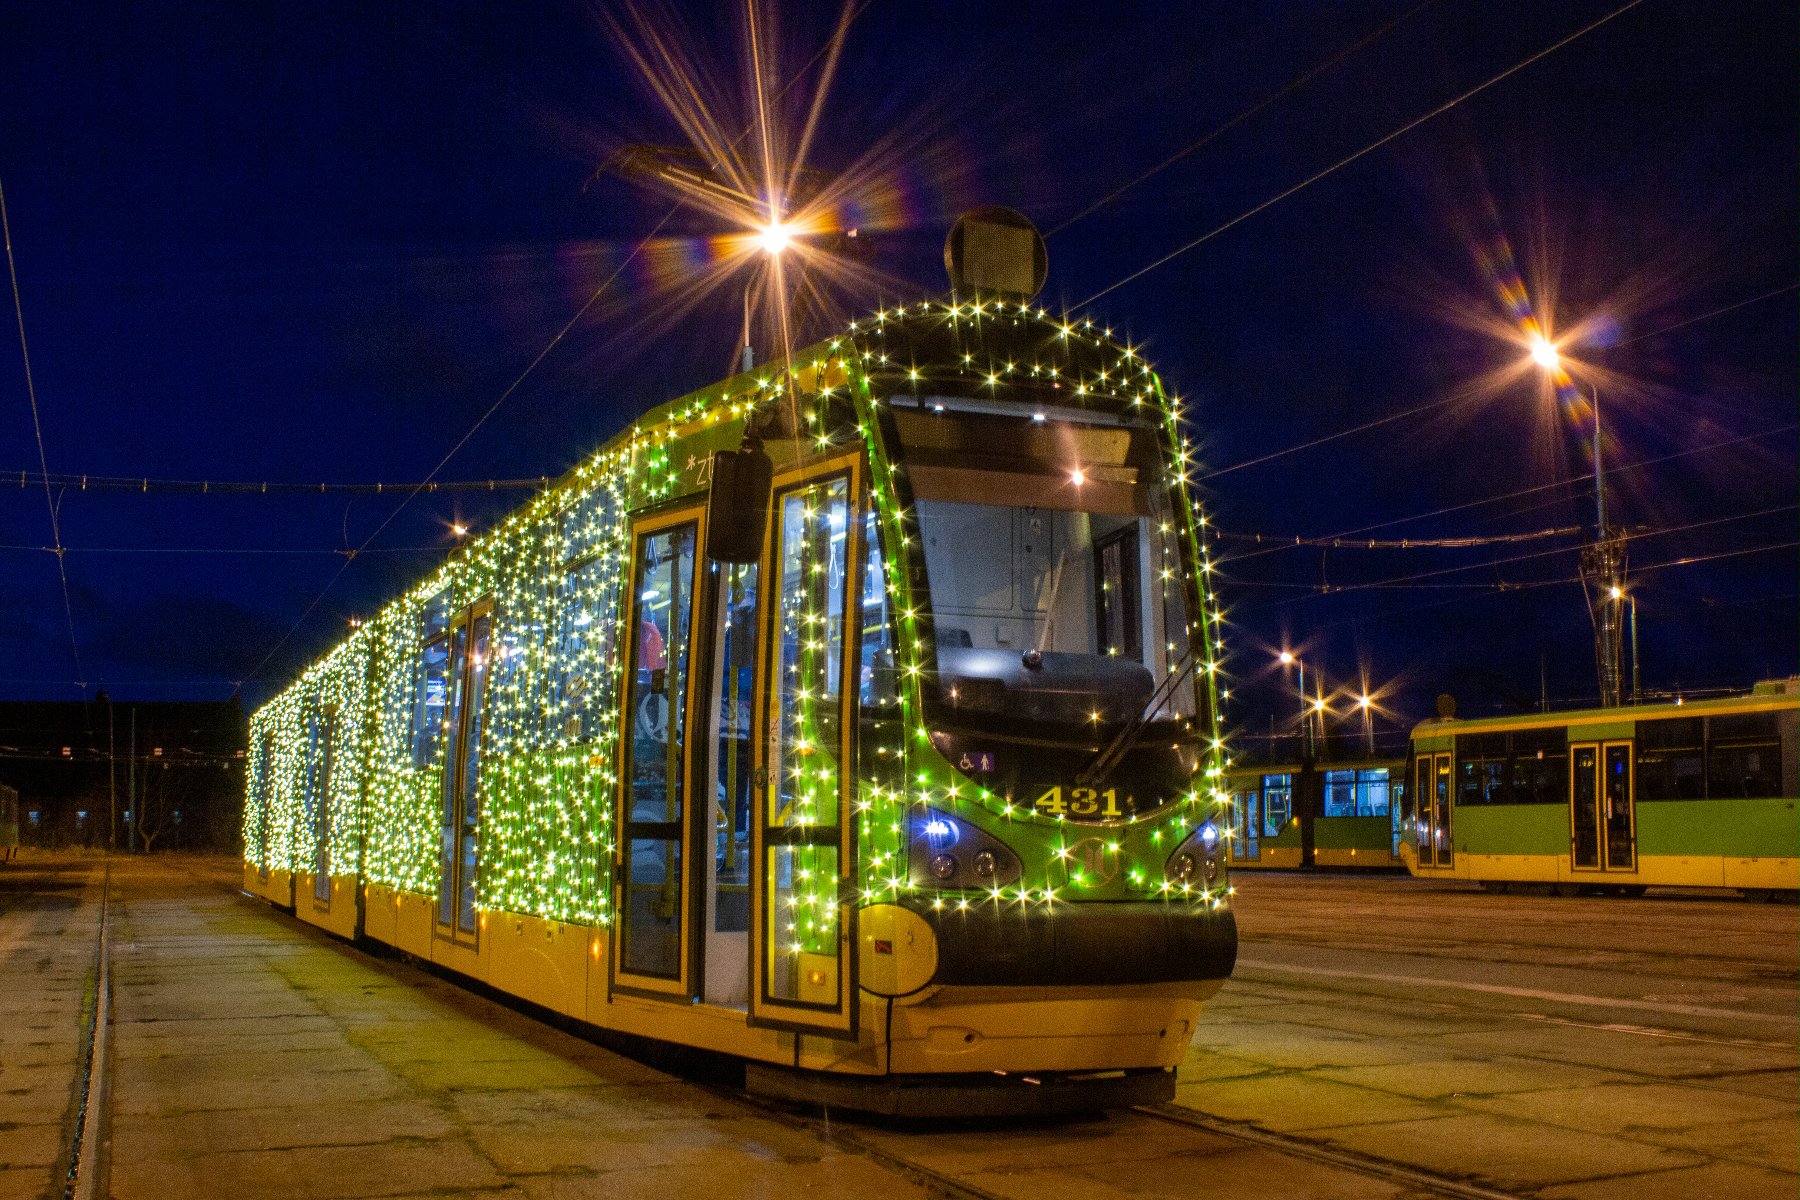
top-left (1033, 786), bottom-right (1130, 819)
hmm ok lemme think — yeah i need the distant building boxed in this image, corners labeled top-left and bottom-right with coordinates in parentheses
top-left (0, 697), bottom-right (247, 851)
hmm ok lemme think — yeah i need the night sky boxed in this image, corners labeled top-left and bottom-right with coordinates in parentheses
top-left (1, 0), bottom-right (1792, 753)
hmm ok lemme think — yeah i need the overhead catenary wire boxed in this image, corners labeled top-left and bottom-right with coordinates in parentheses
top-left (1217, 424), bottom-right (1798, 567)
top-left (1078, 0), bottom-right (1649, 308)
top-left (1, 173), bottom-right (85, 690)
top-left (232, 16), bottom-right (868, 698)
top-left (1046, 0), bottom-right (1441, 238)
top-left (7, 470), bottom-right (552, 495)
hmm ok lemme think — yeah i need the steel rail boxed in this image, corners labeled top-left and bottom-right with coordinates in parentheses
top-left (1136, 1103), bottom-right (1526, 1200)
top-left (62, 862), bottom-right (112, 1200)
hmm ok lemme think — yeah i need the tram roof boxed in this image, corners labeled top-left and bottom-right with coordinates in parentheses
top-left (254, 295), bottom-right (1180, 707)
top-left (1408, 679), bottom-right (1799, 739)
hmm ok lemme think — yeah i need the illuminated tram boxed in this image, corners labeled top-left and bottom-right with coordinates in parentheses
top-left (241, 213), bottom-right (1237, 1114)
top-left (1400, 680), bottom-right (1798, 899)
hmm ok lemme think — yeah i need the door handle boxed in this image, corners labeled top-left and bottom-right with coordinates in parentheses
top-left (754, 766), bottom-right (768, 789)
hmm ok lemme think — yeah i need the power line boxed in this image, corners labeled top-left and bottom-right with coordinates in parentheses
top-left (1212, 525), bottom-right (1580, 551)
top-left (1, 173), bottom-right (84, 690)
top-left (6, 470), bottom-right (551, 495)
top-left (0, 543), bottom-right (444, 557)
top-left (1047, 0), bottom-right (1440, 238)
top-left (1218, 424), bottom-right (1797, 566)
top-left (233, 15), bottom-right (868, 698)
top-left (1078, 0), bottom-right (1648, 307)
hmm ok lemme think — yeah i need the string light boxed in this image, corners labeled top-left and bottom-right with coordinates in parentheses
top-left (246, 300), bottom-right (1234, 935)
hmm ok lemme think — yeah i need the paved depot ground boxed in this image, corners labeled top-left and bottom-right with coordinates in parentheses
top-left (1, 855), bottom-right (1795, 1199)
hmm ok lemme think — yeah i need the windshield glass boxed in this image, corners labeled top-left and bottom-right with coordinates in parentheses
top-left (916, 487), bottom-right (1196, 736)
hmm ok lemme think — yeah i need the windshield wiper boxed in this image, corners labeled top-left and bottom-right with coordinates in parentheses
top-left (1075, 646), bottom-right (1202, 786)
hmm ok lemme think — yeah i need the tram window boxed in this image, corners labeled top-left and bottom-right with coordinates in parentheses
top-left (1504, 728), bottom-right (1568, 804)
top-left (1321, 769), bottom-right (1390, 816)
top-left (915, 496), bottom-right (1195, 730)
top-left (1454, 732), bottom-right (1508, 804)
top-left (1706, 713), bottom-right (1783, 799)
top-left (411, 633), bottom-right (453, 768)
top-left (547, 554), bottom-right (620, 743)
top-left (859, 509), bottom-right (896, 708)
top-left (1324, 770), bottom-right (1356, 817)
top-left (1261, 774), bottom-right (1292, 836)
top-left (1636, 716), bottom-right (1704, 801)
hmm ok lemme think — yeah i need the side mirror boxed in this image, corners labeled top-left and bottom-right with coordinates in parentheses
top-left (706, 443), bottom-right (772, 563)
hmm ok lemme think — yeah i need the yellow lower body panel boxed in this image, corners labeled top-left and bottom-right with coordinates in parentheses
top-left (485, 911), bottom-right (589, 1021)
top-left (1313, 847), bottom-right (1401, 869)
top-left (1724, 856), bottom-right (1799, 890)
top-left (362, 885), bottom-right (433, 958)
top-left (885, 982), bottom-right (1217, 1076)
top-left (293, 873), bottom-right (360, 940)
top-left (1256, 847), bottom-right (1304, 869)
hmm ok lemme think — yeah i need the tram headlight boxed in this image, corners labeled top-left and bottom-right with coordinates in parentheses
top-left (1166, 822), bottom-right (1227, 889)
top-left (908, 808), bottom-right (1022, 890)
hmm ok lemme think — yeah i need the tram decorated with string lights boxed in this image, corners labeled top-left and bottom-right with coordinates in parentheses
top-left (241, 212), bottom-right (1236, 1114)
top-left (1400, 681), bottom-right (1798, 899)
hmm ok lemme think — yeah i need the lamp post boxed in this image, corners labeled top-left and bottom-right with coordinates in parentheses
top-left (1278, 651), bottom-right (1319, 868)
top-left (1278, 651), bottom-right (1309, 759)
top-left (1531, 335), bottom-right (1627, 708)
top-left (1356, 691), bottom-right (1374, 756)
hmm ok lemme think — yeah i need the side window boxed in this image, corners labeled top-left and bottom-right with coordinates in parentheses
top-left (1093, 524), bottom-right (1141, 660)
top-left (858, 507), bottom-right (895, 709)
top-left (412, 633), bottom-right (453, 768)
top-left (552, 554), bottom-right (621, 742)
top-left (1636, 716), bottom-right (1704, 800)
top-left (1508, 728), bottom-right (1568, 804)
top-left (1707, 713), bottom-right (1783, 799)
top-left (1260, 774), bottom-right (1291, 836)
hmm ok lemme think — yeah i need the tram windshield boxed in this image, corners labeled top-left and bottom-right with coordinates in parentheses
top-left (893, 398), bottom-right (1198, 738)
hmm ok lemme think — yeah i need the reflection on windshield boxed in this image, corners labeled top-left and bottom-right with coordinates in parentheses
top-left (917, 496), bottom-right (1194, 731)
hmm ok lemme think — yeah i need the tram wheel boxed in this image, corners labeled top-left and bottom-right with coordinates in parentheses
top-left (1613, 885), bottom-right (1648, 898)
top-left (1478, 880), bottom-right (1510, 894)
top-left (1552, 883), bottom-right (1583, 898)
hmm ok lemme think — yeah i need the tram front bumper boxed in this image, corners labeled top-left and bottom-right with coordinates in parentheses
top-left (908, 898), bottom-right (1238, 988)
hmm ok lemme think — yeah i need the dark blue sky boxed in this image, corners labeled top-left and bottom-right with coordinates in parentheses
top-left (1, 1), bottom-right (1793, 748)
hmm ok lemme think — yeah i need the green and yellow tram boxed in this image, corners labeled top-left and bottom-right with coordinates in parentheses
top-left (1224, 758), bottom-right (1405, 870)
top-left (1400, 681), bottom-right (1798, 898)
top-left (241, 229), bottom-right (1236, 1113)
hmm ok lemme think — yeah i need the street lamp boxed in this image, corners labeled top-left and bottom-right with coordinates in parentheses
top-left (1277, 651), bottom-right (1310, 759)
top-left (1530, 335), bottom-right (1628, 708)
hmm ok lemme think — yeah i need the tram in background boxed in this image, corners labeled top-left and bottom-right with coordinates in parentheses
top-left (1224, 759), bottom-right (1405, 869)
top-left (1401, 679), bottom-right (1799, 899)
top-left (240, 212), bottom-right (1237, 1115)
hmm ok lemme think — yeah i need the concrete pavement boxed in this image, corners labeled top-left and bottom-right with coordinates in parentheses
top-left (1174, 872), bottom-right (1799, 1198)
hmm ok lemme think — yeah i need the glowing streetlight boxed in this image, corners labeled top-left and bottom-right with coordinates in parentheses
top-left (755, 220), bottom-right (794, 256)
top-left (1530, 331), bottom-right (1628, 707)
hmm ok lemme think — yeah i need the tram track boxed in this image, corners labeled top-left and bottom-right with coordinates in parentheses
top-left (1134, 1104), bottom-right (1526, 1200)
top-left (722, 1078), bottom-right (1532, 1200)
top-left (61, 861), bottom-right (112, 1200)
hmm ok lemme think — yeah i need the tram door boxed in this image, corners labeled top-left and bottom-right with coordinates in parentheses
top-left (701, 558), bottom-right (759, 1007)
top-left (1230, 789), bottom-right (1259, 861)
top-left (435, 602), bottom-right (493, 944)
top-left (614, 511), bottom-right (702, 997)
top-left (1570, 741), bottom-right (1635, 872)
top-left (1413, 753), bottom-right (1453, 867)
top-left (749, 459), bottom-right (859, 1036)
